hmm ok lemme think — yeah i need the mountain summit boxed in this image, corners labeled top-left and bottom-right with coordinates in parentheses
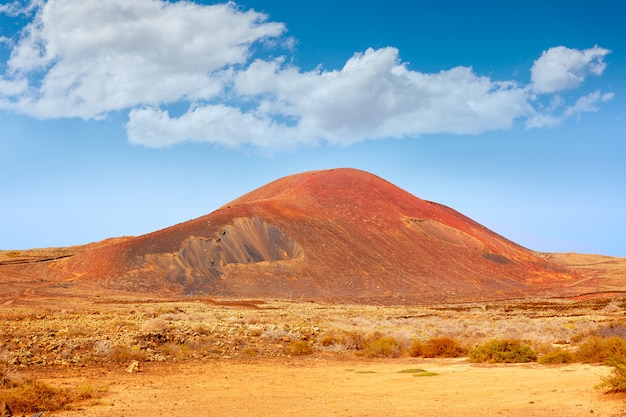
top-left (45, 168), bottom-right (582, 303)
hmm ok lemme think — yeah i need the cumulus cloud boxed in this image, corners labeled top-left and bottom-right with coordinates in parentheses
top-left (531, 45), bottom-right (611, 94)
top-left (0, 0), bottom-right (615, 150)
top-left (0, 0), bottom-right (284, 118)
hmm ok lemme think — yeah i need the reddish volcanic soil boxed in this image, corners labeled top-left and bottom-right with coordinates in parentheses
top-left (1, 168), bottom-right (625, 304)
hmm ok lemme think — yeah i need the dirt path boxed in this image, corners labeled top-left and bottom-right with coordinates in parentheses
top-left (49, 358), bottom-right (625, 417)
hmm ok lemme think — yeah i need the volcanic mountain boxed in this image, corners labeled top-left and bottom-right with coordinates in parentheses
top-left (4, 168), bottom-right (623, 304)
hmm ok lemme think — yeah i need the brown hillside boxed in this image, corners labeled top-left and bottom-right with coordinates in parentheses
top-left (4, 168), bottom-right (621, 304)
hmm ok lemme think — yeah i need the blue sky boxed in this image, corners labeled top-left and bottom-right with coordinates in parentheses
top-left (1, 0), bottom-right (625, 256)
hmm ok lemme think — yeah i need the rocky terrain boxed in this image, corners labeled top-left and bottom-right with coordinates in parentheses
top-left (1, 297), bottom-right (626, 416)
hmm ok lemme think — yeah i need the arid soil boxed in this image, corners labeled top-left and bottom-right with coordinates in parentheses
top-left (46, 358), bottom-right (624, 417)
top-left (2, 297), bottom-right (626, 416)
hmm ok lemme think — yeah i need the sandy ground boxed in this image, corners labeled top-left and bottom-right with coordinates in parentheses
top-left (47, 358), bottom-right (625, 417)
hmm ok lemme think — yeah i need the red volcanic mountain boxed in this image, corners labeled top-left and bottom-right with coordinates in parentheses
top-left (31, 167), bottom-right (584, 304)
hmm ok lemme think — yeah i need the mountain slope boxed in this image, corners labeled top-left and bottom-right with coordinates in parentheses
top-left (40, 168), bottom-right (583, 303)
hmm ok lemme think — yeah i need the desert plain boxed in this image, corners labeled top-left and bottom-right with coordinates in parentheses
top-left (2, 290), bottom-right (626, 416)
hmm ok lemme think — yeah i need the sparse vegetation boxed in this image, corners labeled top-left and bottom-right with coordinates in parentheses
top-left (110, 344), bottom-right (146, 364)
top-left (1, 298), bottom-right (625, 413)
top-left (361, 335), bottom-right (403, 358)
top-left (574, 336), bottom-right (626, 365)
top-left (409, 336), bottom-right (466, 358)
top-left (600, 363), bottom-right (626, 393)
top-left (468, 339), bottom-right (537, 363)
top-left (413, 371), bottom-right (438, 377)
top-left (284, 340), bottom-right (314, 356)
top-left (538, 348), bottom-right (575, 364)
top-left (0, 379), bottom-right (75, 413)
top-left (0, 363), bottom-right (106, 414)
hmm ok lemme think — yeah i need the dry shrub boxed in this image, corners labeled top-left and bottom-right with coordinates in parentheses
top-left (594, 322), bottom-right (626, 339)
top-left (161, 343), bottom-right (190, 358)
top-left (575, 336), bottom-right (626, 365)
top-left (468, 339), bottom-right (537, 363)
top-left (183, 336), bottom-right (216, 356)
top-left (410, 337), bottom-right (466, 358)
top-left (0, 362), bottom-right (20, 389)
top-left (140, 317), bottom-right (171, 334)
top-left (362, 336), bottom-right (402, 358)
top-left (284, 340), bottom-right (313, 356)
top-left (0, 379), bottom-right (74, 414)
top-left (110, 345), bottom-right (146, 364)
top-left (242, 346), bottom-right (260, 357)
top-left (600, 363), bottom-right (626, 393)
top-left (192, 323), bottom-right (213, 335)
top-left (408, 340), bottom-right (424, 357)
top-left (318, 330), bottom-right (367, 351)
top-left (538, 348), bottom-right (575, 364)
top-left (261, 325), bottom-right (295, 341)
top-left (159, 312), bottom-right (189, 322)
top-left (247, 326), bottom-right (263, 337)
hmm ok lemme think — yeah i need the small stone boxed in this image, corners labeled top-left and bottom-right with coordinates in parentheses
top-left (126, 360), bottom-right (140, 373)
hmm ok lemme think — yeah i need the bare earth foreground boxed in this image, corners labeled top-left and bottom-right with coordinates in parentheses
top-left (49, 359), bottom-right (623, 417)
top-left (1, 297), bottom-right (625, 417)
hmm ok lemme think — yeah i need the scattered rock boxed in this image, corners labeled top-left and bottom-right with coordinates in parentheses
top-left (126, 360), bottom-right (140, 373)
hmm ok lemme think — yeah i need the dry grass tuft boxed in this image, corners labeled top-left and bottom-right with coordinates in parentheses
top-left (0, 366), bottom-right (106, 415)
top-left (0, 379), bottom-right (74, 413)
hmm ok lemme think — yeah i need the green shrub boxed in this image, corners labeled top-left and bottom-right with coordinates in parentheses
top-left (575, 336), bottom-right (626, 365)
top-left (468, 339), bottom-right (537, 363)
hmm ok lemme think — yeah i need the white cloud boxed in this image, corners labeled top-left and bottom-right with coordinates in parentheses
top-left (531, 46), bottom-right (611, 94)
top-left (127, 105), bottom-right (292, 149)
top-left (0, 0), bottom-right (284, 118)
top-left (526, 90), bottom-right (614, 129)
top-left (234, 48), bottom-right (532, 143)
top-left (0, 1), bottom-right (615, 150)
